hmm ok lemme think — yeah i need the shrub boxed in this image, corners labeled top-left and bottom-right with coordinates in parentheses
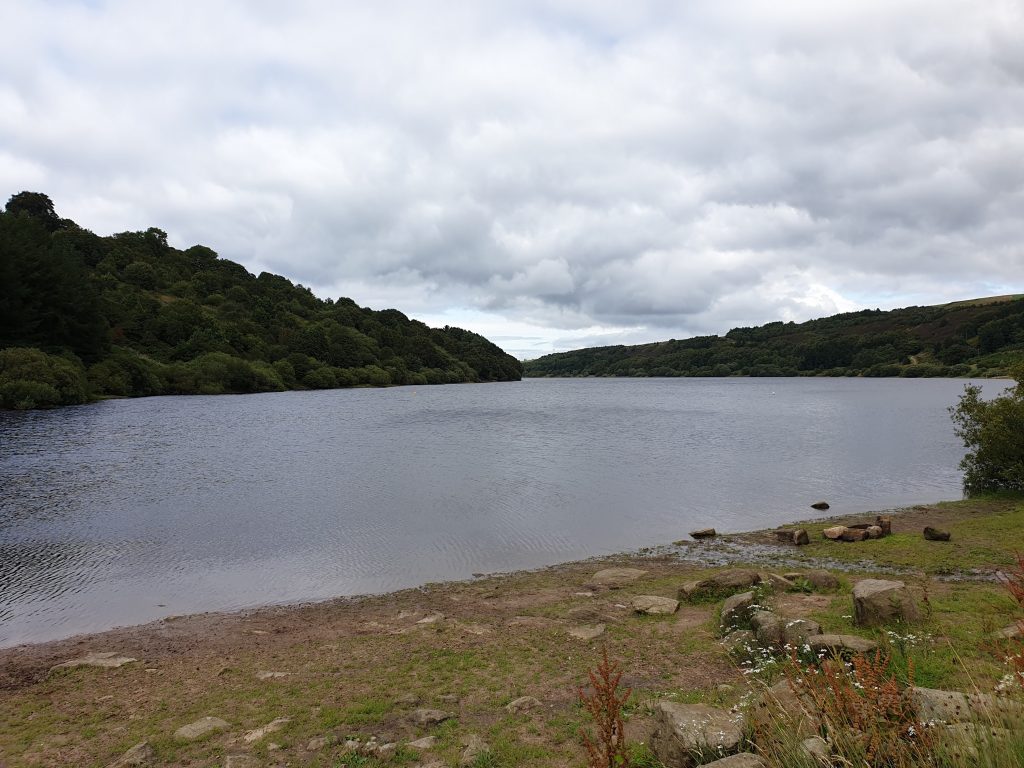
top-left (949, 365), bottom-right (1024, 495)
top-left (578, 646), bottom-right (631, 768)
top-left (0, 347), bottom-right (89, 409)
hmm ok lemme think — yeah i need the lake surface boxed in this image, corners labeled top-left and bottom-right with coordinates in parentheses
top-left (0, 377), bottom-right (1006, 647)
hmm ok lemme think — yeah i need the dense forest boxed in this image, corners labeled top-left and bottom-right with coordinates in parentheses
top-left (0, 192), bottom-right (521, 409)
top-left (524, 296), bottom-right (1024, 379)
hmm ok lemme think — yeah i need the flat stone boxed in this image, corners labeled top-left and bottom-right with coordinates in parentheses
top-left (760, 573), bottom-right (797, 592)
top-left (649, 701), bottom-right (743, 767)
top-left (224, 756), bottom-right (260, 768)
top-left (566, 604), bottom-right (621, 624)
top-left (417, 613), bottom-right (444, 624)
top-left (411, 708), bottom-right (453, 726)
top-left (408, 735), bottom-right (437, 749)
top-left (807, 634), bottom-right (879, 658)
top-left (588, 567), bottom-right (647, 588)
top-left (108, 741), bottom-right (154, 767)
top-left (568, 624), bottom-right (606, 640)
top-left (306, 736), bottom-right (329, 750)
top-left (51, 652), bottom-right (138, 674)
top-left (924, 526), bottom-right (951, 541)
top-left (376, 743), bottom-right (398, 760)
top-left (993, 624), bottom-right (1022, 640)
top-left (244, 716), bottom-right (290, 743)
top-left (505, 695), bottom-right (542, 713)
top-left (822, 526), bottom-right (847, 540)
top-left (255, 671), bottom-right (289, 680)
top-left (690, 528), bottom-right (717, 539)
top-left (174, 716), bottom-right (229, 741)
top-left (720, 591), bottom-right (756, 630)
top-left (701, 755), bottom-right (768, 768)
top-left (631, 595), bottom-right (680, 615)
top-left (853, 579), bottom-right (920, 626)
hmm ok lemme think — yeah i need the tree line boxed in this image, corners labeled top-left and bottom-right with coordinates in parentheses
top-left (524, 298), bottom-right (1024, 379)
top-left (0, 192), bottom-right (522, 409)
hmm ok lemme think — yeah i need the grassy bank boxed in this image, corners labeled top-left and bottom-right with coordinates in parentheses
top-left (2, 495), bottom-right (1023, 767)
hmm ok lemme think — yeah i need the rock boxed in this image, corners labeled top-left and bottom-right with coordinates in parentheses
top-left (775, 529), bottom-right (809, 546)
top-left (109, 741), bottom-right (154, 767)
top-left (566, 604), bottom-right (622, 624)
top-left (840, 528), bottom-right (869, 542)
top-left (506, 695), bottom-right (542, 713)
top-left (649, 701), bottom-right (743, 767)
top-left (395, 692), bottom-right (422, 706)
top-left (459, 734), bottom-right (490, 767)
top-left (720, 591), bottom-right (757, 630)
top-left (752, 612), bottom-right (786, 648)
top-left (376, 743), bottom-right (398, 760)
top-left (993, 623), bottom-right (1022, 640)
top-left (907, 687), bottom-right (1024, 725)
top-left (747, 680), bottom-right (818, 740)
top-left (690, 528), bottom-right (717, 539)
top-left (700, 755), bottom-right (768, 768)
top-left (924, 526), bottom-right (951, 541)
top-left (680, 569), bottom-right (761, 601)
top-left (800, 736), bottom-right (830, 764)
top-left (50, 652), bottom-right (138, 674)
top-left (408, 735), bottom-right (437, 749)
top-left (306, 736), bottom-right (329, 751)
top-left (822, 526), bottom-right (847, 540)
top-left (807, 634), bottom-right (879, 658)
top-left (631, 595), bottom-right (680, 615)
top-left (853, 579), bottom-right (920, 626)
top-left (588, 567), bottom-right (647, 588)
top-left (256, 671), bottom-right (289, 680)
top-left (417, 612), bottom-right (445, 624)
top-left (223, 756), bottom-right (260, 768)
top-left (865, 525), bottom-right (884, 539)
top-left (244, 716), bottom-right (290, 743)
top-left (811, 501), bottom-right (830, 510)
top-left (568, 624), bottom-right (606, 640)
top-left (720, 629), bottom-right (757, 660)
top-left (412, 708), bottom-right (453, 726)
top-left (783, 618), bottom-right (822, 648)
top-left (805, 569), bottom-right (839, 590)
top-left (760, 573), bottom-right (797, 592)
top-left (438, 693), bottom-right (460, 703)
top-left (174, 716), bottom-right (229, 741)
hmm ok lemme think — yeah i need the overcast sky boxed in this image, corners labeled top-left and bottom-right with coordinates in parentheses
top-left (3, 1), bottom-right (1023, 358)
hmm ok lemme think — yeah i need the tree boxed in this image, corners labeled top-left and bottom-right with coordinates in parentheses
top-left (5, 191), bottom-right (63, 231)
top-left (950, 365), bottom-right (1024, 495)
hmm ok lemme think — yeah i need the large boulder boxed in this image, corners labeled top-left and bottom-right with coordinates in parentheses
top-left (751, 612), bottom-right (785, 649)
top-left (822, 526), bottom-right (847, 540)
top-left (805, 570), bottom-right (839, 590)
top-left (852, 579), bottom-right (920, 626)
top-left (680, 569), bottom-right (761, 602)
top-left (720, 591), bottom-right (757, 630)
top-left (923, 527), bottom-right (951, 542)
top-left (907, 687), bottom-right (1024, 725)
top-left (782, 618), bottom-right (822, 648)
top-left (649, 701), bottom-right (744, 767)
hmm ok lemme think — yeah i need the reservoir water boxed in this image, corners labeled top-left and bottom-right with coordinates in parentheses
top-left (0, 377), bottom-right (1006, 646)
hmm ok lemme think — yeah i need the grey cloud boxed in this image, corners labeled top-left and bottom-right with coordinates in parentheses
top-left (1, 1), bottom-right (1022, 357)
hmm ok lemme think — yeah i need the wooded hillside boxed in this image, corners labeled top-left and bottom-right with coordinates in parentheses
top-left (0, 192), bottom-right (521, 409)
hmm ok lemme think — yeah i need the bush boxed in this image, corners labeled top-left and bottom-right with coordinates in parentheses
top-left (0, 347), bottom-right (89, 409)
top-left (950, 365), bottom-right (1024, 495)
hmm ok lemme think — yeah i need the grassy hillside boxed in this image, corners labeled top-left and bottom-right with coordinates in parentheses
top-left (524, 296), bottom-right (1024, 378)
top-left (0, 192), bottom-right (521, 409)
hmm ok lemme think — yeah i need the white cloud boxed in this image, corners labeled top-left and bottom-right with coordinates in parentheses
top-left (2, 0), bottom-right (1023, 358)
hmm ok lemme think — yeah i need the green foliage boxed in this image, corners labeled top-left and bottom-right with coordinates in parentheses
top-left (0, 191), bottom-right (521, 409)
top-left (0, 347), bottom-right (89, 409)
top-left (950, 366), bottom-right (1024, 495)
top-left (524, 298), bottom-right (1024, 379)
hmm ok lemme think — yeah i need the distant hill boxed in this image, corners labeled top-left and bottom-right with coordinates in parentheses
top-left (523, 296), bottom-right (1024, 379)
top-left (0, 191), bottom-right (521, 409)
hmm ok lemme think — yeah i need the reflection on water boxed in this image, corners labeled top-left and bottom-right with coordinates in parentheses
top-left (0, 377), bottom-right (1004, 646)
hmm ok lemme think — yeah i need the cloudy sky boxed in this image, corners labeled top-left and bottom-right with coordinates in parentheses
top-left (3, 1), bottom-right (1023, 358)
